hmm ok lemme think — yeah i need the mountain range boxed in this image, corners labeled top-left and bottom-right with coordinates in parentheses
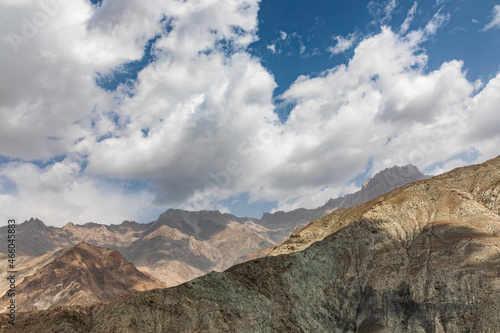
top-left (2, 156), bottom-right (499, 332)
top-left (0, 164), bottom-right (426, 290)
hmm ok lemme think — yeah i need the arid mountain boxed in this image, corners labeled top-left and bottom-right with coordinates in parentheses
top-left (0, 249), bottom-right (67, 298)
top-left (143, 209), bottom-right (250, 240)
top-left (258, 164), bottom-right (428, 241)
top-left (0, 218), bottom-right (149, 257)
top-left (323, 164), bottom-right (429, 211)
top-left (3, 156), bottom-right (499, 332)
top-left (122, 221), bottom-right (273, 286)
top-left (0, 242), bottom-right (166, 312)
top-left (0, 164), bottom-right (427, 289)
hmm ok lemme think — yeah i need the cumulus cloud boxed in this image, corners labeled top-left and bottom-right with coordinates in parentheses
top-left (466, 73), bottom-right (500, 142)
top-left (0, 2), bottom-right (499, 224)
top-left (0, 0), bottom-right (266, 225)
top-left (270, 22), bottom-right (495, 211)
top-left (0, 161), bottom-right (156, 225)
top-left (483, 5), bottom-right (500, 31)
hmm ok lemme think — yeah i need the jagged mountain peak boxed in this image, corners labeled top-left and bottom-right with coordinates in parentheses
top-left (71, 241), bottom-right (111, 255)
top-left (23, 217), bottom-right (47, 228)
top-left (362, 164), bottom-right (422, 187)
top-left (361, 164), bottom-right (426, 191)
top-left (324, 163), bottom-right (428, 210)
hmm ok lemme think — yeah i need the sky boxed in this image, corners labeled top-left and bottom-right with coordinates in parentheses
top-left (0, 0), bottom-right (499, 226)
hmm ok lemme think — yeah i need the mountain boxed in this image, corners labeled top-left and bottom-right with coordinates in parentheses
top-left (3, 156), bottom-right (499, 332)
top-left (0, 248), bottom-right (67, 298)
top-left (257, 164), bottom-right (428, 242)
top-left (122, 220), bottom-right (273, 286)
top-left (0, 164), bottom-right (428, 290)
top-left (0, 218), bottom-right (149, 257)
top-left (0, 242), bottom-right (166, 312)
top-left (323, 164), bottom-right (428, 211)
top-left (143, 209), bottom-right (251, 241)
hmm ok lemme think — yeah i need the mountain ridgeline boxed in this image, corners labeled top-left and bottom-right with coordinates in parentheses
top-left (0, 164), bottom-right (427, 290)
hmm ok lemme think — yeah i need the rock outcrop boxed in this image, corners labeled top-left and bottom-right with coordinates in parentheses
top-left (2, 156), bottom-right (499, 332)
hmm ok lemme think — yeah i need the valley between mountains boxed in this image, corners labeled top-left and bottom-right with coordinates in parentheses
top-left (3, 159), bottom-right (500, 331)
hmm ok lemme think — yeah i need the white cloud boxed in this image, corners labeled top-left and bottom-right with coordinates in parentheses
top-left (267, 43), bottom-right (276, 53)
top-left (483, 5), bottom-right (500, 31)
top-left (424, 8), bottom-right (450, 35)
top-left (400, 2), bottom-right (418, 35)
top-left (0, 0), bottom-right (266, 225)
top-left (328, 33), bottom-right (357, 55)
top-left (272, 185), bottom-right (345, 213)
top-left (427, 152), bottom-right (474, 176)
top-left (466, 73), bottom-right (500, 142)
top-left (1, 2), bottom-right (499, 225)
top-left (368, 0), bottom-right (397, 24)
top-left (384, 0), bottom-right (397, 21)
top-left (300, 43), bottom-right (306, 55)
top-left (272, 20), bottom-right (497, 208)
top-left (0, 161), bottom-right (156, 226)
top-left (264, 30), bottom-right (307, 56)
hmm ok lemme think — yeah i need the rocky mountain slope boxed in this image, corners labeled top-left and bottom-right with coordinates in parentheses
top-left (2, 157), bottom-right (499, 332)
top-left (258, 164), bottom-right (428, 241)
top-left (121, 220), bottom-right (273, 286)
top-left (0, 165), bottom-right (427, 288)
top-left (0, 242), bottom-right (166, 312)
top-left (0, 212), bottom-right (271, 287)
top-left (0, 249), bottom-right (67, 298)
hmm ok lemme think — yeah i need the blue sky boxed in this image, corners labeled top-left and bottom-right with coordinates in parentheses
top-left (251, 0), bottom-right (500, 99)
top-left (0, 0), bottom-right (499, 226)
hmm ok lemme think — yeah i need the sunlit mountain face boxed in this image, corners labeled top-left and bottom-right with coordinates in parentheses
top-left (0, 0), bottom-right (499, 227)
